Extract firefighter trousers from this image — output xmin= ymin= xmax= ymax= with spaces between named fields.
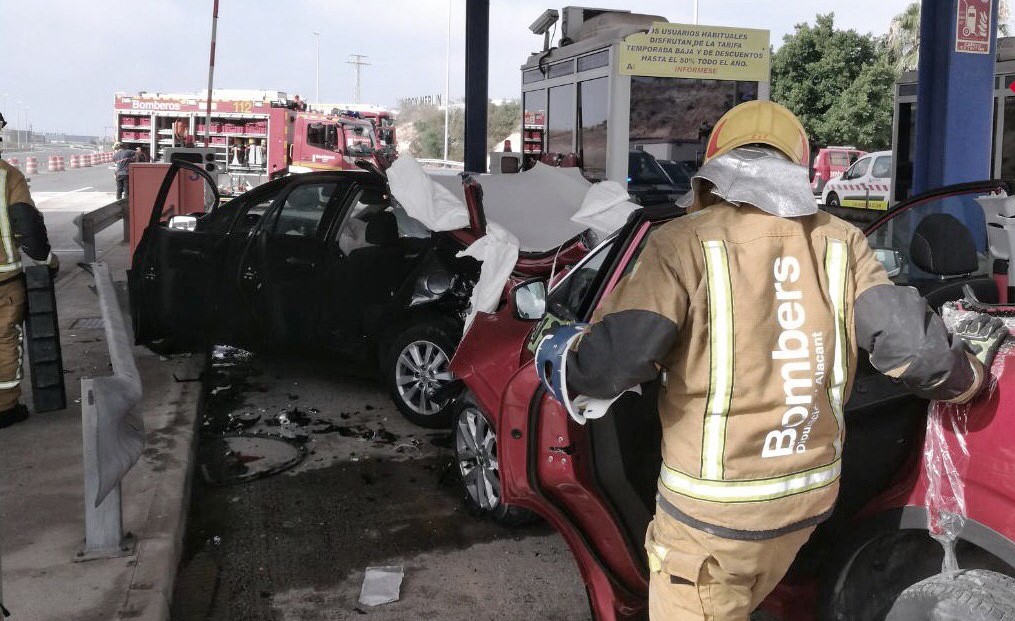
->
xmin=646 ymin=509 xmax=815 ymax=621
xmin=0 ymin=277 xmax=25 ymax=412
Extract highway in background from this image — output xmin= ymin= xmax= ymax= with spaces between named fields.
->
xmin=10 ymin=145 xmax=123 ymax=274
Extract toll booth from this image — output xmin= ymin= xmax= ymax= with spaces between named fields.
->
xmin=892 ymin=36 xmax=1015 ymax=204
xmin=518 ymin=7 xmax=771 ymax=186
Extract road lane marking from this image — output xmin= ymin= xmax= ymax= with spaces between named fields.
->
xmin=35 ymin=187 xmax=94 ymax=203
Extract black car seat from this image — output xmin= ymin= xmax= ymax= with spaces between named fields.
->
xmin=908 ymin=213 xmax=998 ymax=308
xmin=346 ymin=211 xmax=408 ymax=304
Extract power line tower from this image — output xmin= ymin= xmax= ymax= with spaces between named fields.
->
xmin=346 ymin=54 xmax=371 ymax=103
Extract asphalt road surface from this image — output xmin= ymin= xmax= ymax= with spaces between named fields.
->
xmin=10 ymin=146 xmax=123 ymax=274
xmin=171 ymin=348 xmax=591 ymax=621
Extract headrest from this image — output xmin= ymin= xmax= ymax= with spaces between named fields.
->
xmin=910 ymin=213 xmax=978 ymax=276
xmin=366 ymin=211 xmax=398 ymax=246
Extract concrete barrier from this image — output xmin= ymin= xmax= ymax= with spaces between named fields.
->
xmin=78 ymin=262 xmax=143 ymax=559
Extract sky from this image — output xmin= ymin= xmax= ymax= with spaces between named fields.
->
xmin=0 ymin=0 xmax=994 ymax=135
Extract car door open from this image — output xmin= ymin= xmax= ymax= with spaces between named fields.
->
xmin=128 ymin=162 xmax=221 ymax=349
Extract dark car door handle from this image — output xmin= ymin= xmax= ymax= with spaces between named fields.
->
xmin=284 ymin=257 xmax=316 ymax=269
xmin=242 ymin=267 xmax=258 ymax=281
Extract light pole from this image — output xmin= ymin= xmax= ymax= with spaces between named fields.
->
xmin=313 ymin=32 xmax=321 ymax=106
xmin=15 ymin=102 xmax=22 ymax=150
xmin=693 ymin=0 xmax=699 ymax=24
xmin=23 ymin=107 xmax=30 ymax=148
xmin=443 ymin=0 xmax=452 ymax=162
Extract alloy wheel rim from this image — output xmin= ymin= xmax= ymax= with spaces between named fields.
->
xmin=395 ymin=340 xmax=452 ymax=415
xmin=456 ymin=408 xmax=500 ymax=510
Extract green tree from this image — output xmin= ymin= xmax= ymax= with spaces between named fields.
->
xmin=822 ymin=56 xmax=897 ymax=150
xmin=407 ymin=100 xmax=520 ymax=161
xmin=771 ymin=14 xmax=891 ymax=150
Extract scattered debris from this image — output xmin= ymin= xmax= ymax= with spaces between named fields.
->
xmin=358 ymin=566 xmax=404 ymax=606
xmin=199 ymin=435 xmax=307 ymax=486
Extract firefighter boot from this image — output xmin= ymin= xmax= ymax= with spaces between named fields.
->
xmin=0 ymin=403 xmax=28 ymax=428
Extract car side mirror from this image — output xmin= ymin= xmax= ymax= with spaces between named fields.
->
xmin=513 ymin=279 xmax=547 ymax=320
xmin=168 ymin=215 xmax=198 ymax=231
xmin=873 ymin=247 xmax=903 ymax=278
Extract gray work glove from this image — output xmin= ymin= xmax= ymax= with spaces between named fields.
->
xmin=952 ymin=313 xmax=1008 ymax=370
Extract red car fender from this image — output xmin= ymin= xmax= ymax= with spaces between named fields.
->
xmin=857 ymin=346 xmax=1015 ymax=564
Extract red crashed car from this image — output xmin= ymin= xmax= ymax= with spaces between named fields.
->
xmin=449 ymin=179 xmax=1015 ymax=620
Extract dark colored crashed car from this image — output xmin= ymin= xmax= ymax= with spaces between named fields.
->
xmin=128 ymin=162 xmax=589 ymax=427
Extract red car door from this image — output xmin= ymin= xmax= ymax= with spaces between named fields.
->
xmin=498 ymin=220 xmax=662 ymax=621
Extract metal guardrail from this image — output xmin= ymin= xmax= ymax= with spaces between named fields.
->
xmin=78 ymin=262 xmax=143 ymax=560
xmin=74 ymin=198 xmax=128 ymax=264
xmin=417 ymin=158 xmax=465 ymax=170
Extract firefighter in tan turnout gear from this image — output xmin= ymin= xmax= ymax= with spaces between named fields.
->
xmin=535 ymin=101 xmax=1006 ymax=620
xmin=0 ymin=119 xmax=60 ymax=428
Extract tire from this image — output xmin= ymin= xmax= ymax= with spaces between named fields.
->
xmin=826 ymin=192 xmax=841 ymax=207
xmin=885 ymin=570 xmax=1015 ymax=621
xmin=453 ymin=398 xmax=538 ymax=526
xmin=385 ymin=320 xmax=458 ymax=428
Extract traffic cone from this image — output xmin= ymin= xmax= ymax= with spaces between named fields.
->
xmin=47 ymin=156 xmax=58 ymax=172
xmin=70 ymin=155 xmax=79 ymax=169
xmin=25 ymin=157 xmax=38 ymax=175
xmin=57 ymin=156 xmax=65 ymax=171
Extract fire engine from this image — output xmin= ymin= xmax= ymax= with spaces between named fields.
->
xmin=315 ymin=102 xmax=397 ymax=155
xmin=114 ymin=90 xmax=381 ymax=191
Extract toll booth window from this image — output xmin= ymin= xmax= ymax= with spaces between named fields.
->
xmin=578 ymin=77 xmax=609 ymax=181
xmin=548 ymin=84 xmax=575 ymax=156
xmin=274 ymin=182 xmax=337 ymax=238
xmin=1003 ymin=97 xmax=1015 ymax=182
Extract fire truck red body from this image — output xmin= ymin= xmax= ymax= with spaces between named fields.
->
xmin=114 ymin=90 xmax=380 ymax=188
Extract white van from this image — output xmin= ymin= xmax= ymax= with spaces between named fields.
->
xmin=822 ymin=150 xmax=892 ymax=210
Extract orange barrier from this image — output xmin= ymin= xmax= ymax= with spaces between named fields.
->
xmin=48 ymin=156 xmax=58 ymax=172
xmin=70 ymin=155 xmax=79 ymax=169
xmin=25 ymin=157 xmax=38 ymax=175
xmin=57 ymin=156 xmax=65 ymax=171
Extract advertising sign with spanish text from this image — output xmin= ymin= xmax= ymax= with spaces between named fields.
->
xmin=619 ymin=23 xmax=770 ymax=82
xmin=955 ymin=0 xmax=992 ymax=54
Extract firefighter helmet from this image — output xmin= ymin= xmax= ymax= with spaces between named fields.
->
xmin=704 ymin=101 xmax=809 ymax=165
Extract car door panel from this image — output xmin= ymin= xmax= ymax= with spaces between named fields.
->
xmin=239 ymin=180 xmax=347 ymax=346
xmin=128 ymin=162 xmax=221 ymax=347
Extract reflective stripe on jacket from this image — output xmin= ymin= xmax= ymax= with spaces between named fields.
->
xmin=567 ymin=203 xmax=981 ymax=539
xmin=0 ymin=164 xmax=25 ymax=277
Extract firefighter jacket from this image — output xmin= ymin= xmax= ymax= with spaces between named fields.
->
xmin=0 ymin=160 xmax=56 ymax=282
xmin=567 ymin=202 xmax=983 ymax=540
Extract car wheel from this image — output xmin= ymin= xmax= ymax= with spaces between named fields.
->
xmin=885 ymin=570 xmax=1015 ymax=621
xmin=453 ymin=400 xmax=538 ymax=526
xmin=826 ymin=192 xmax=841 ymax=207
xmin=386 ymin=321 xmax=457 ymax=428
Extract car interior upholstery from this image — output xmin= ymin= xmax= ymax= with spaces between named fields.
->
xmin=907 ymin=213 xmax=998 ymax=308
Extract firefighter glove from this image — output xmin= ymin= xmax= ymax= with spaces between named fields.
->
xmin=952 ymin=313 xmax=1008 ymax=370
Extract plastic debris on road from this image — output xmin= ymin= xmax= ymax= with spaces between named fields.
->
xmin=358 ymin=566 xmax=404 ymax=606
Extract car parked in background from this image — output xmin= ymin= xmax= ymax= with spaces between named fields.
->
xmin=811 ymin=146 xmax=865 ymax=194
xmin=822 ymin=150 xmax=892 ymax=210
xmin=449 ymin=180 xmax=1015 ymax=620
xmin=656 ymin=159 xmax=692 ymax=195
xmin=128 ymin=162 xmax=589 ymax=427
xmin=626 ymin=150 xmax=685 ymax=206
